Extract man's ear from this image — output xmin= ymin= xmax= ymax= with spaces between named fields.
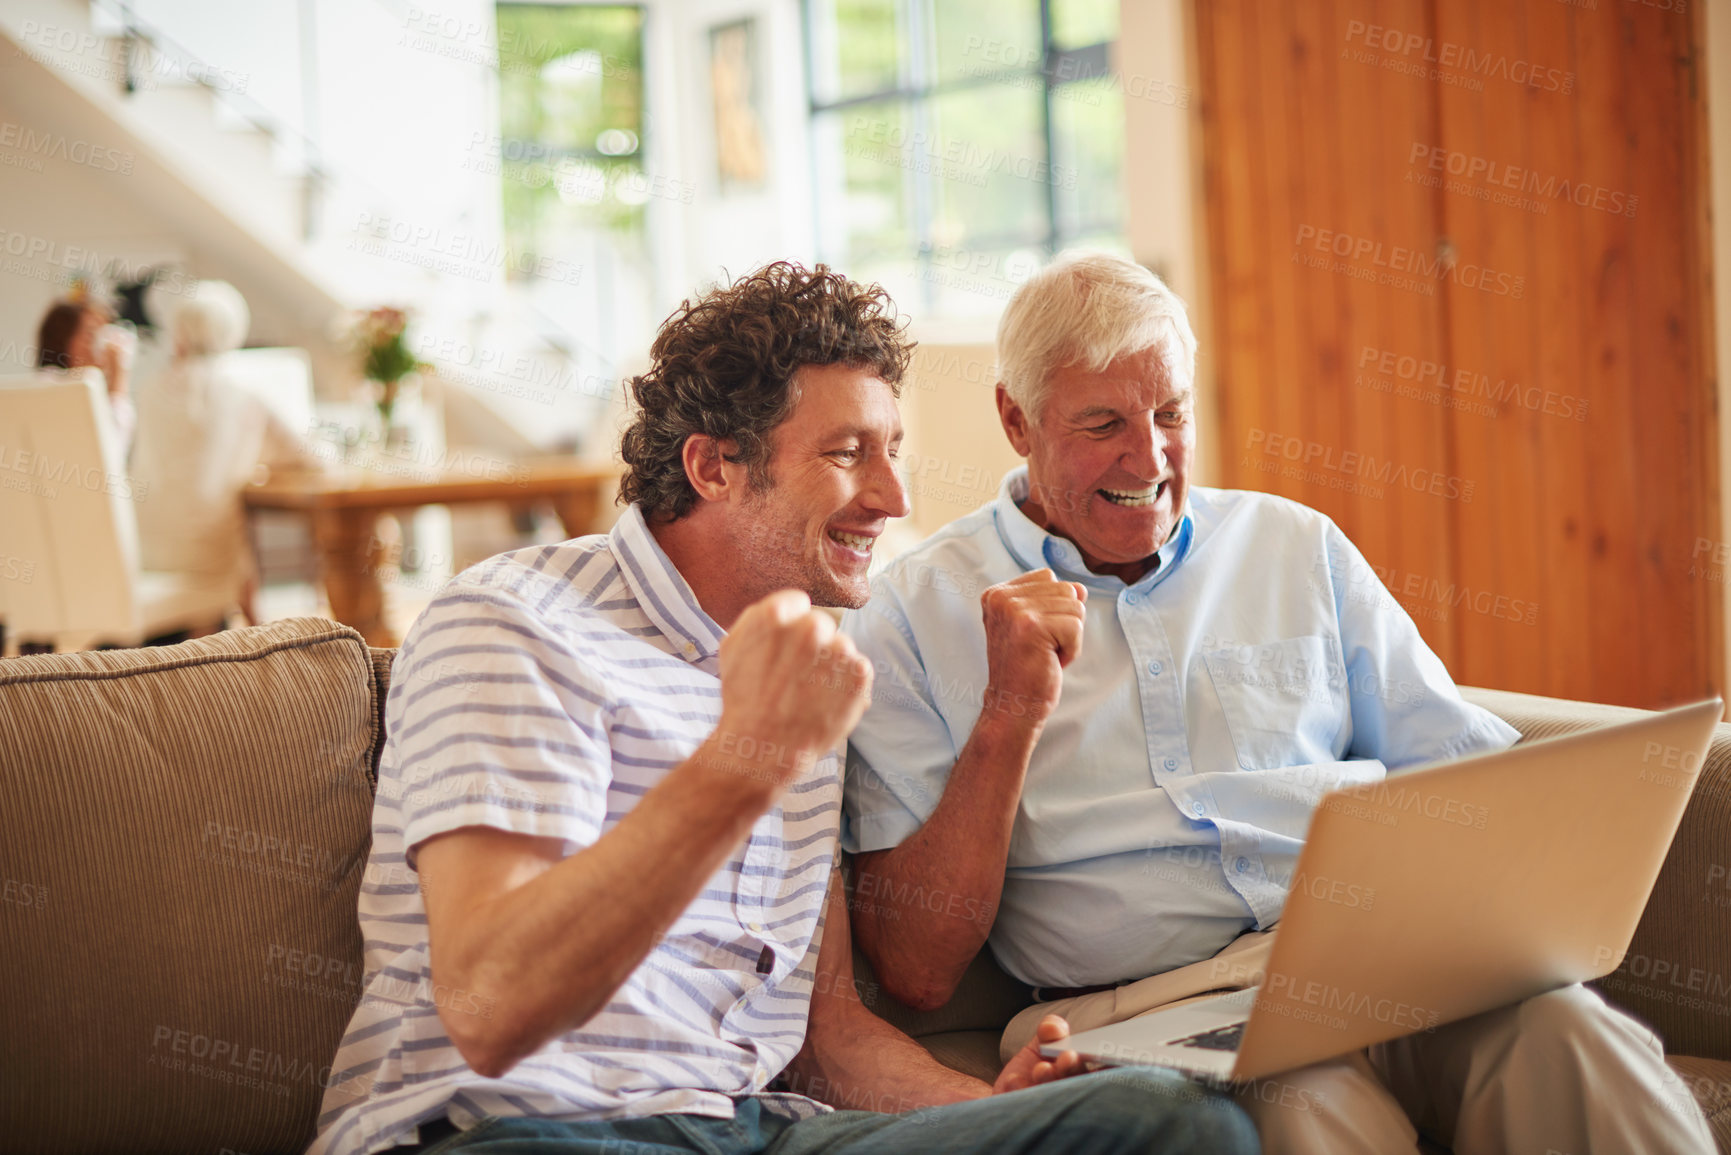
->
xmin=997 ymin=384 xmax=1033 ymax=458
xmin=681 ymin=434 xmax=742 ymax=504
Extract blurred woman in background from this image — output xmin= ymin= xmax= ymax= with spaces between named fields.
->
xmin=36 ymin=293 xmax=136 ymax=452
xmin=129 ymin=280 xmax=320 ymax=628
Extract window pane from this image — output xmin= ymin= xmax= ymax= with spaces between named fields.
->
xmin=916 ymin=242 xmax=1043 ymax=320
xmin=926 ymin=83 xmax=1047 ymax=247
xmin=1051 ymin=0 xmax=1117 ymax=50
xmin=1051 ymin=76 xmax=1123 ymax=242
xmin=497 ymin=4 xmax=646 ymax=271
xmin=804 ymin=0 xmax=1128 ymax=321
xmin=824 ymin=101 xmax=918 ymax=265
xmin=930 ymin=0 xmax=1041 ymax=86
xmin=808 ymin=0 xmax=903 ymax=105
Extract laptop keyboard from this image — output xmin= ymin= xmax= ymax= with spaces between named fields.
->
xmin=1170 ymin=1020 xmax=1247 ymax=1052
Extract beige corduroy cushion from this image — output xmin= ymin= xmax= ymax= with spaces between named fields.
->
xmin=0 ymin=618 xmax=380 ymax=1155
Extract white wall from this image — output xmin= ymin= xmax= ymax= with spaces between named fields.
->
xmin=0 ymin=125 xmax=187 ymax=376
xmin=648 ymin=0 xmax=815 ymax=313
xmin=305 ymin=0 xmax=503 ymax=310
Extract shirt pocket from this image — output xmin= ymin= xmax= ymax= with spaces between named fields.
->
xmin=1203 ymin=635 xmax=1347 ymax=770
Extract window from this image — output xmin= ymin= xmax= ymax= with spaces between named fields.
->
xmin=805 ymin=0 xmax=1124 ymax=320
xmin=496 ymin=4 xmax=648 ymax=271
xmin=493 ymin=3 xmax=657 ymax=376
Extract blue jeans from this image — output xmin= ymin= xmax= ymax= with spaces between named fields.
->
xmin=397 ymin=1069 xmax=1258 ymax=1155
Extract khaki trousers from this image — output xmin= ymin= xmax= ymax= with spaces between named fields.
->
xmin=1002 ymin=933 xmax=1713 ymax=1155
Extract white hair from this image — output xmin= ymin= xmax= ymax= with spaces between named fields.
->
xmin=996 ymin=251 xmax=1197 ymax=416
xmin=170 ymin=280 xmax=250 ymax=357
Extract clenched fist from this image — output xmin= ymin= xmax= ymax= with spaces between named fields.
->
xmin=980 ymin=568 xmax=1087 ymax=728
xmin=708 ymin=590 xmax=874 ymax=791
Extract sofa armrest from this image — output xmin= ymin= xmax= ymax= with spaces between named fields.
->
xmin=1461 ymin=686 xmax=1731 ymax=1060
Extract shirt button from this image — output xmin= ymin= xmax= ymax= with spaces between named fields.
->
xmin=683 ymin=642 xmax=697 ymax=656
xmin=1190 ymin=801 xmax=1206 ymax=817
xmin=1147 ymin=660 xmax=1163 ymax=675
xmin=1162 ymin=756 xmax=1178 ymax=772
xmin=748 ymin=921 xmax=765 ymax=934
xmin=1126 ymin=592 xmax=1142 ymax=605
xmin=1235 ymin=857 xmax=1250 ymax=873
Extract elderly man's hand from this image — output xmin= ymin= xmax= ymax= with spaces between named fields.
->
xmin=979 ymin=568 xmax=1087 ymax=729
xmin=993 ymin=1014 xmax=1088 ymax=1094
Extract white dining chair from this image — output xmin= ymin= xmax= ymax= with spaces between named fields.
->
xmin=0 ymin=372 xmax=232 ymax=653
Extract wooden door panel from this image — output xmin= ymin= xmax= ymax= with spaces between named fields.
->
xmin=1428 ymin=0 xmax=1554 ymax=696
xmin=1194 ymin=0 xmax=1719 ymax=707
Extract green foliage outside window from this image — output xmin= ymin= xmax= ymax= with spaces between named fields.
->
xmin=496 ymin=4 xmax=647 ymax=275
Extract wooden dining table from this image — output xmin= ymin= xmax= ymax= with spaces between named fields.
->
xmin=244 ymin=455 xmax=620 ymax=646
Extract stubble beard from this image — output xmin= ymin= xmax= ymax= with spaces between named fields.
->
xmin=735 ymin=487 xmax=865 ymax=610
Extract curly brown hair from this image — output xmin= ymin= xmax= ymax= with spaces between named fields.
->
xmin=619 ymin=261 xmax=913 ymax=522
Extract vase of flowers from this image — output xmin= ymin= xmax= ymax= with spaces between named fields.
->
xmin=348 ymin=306 xmax=424 ymax=443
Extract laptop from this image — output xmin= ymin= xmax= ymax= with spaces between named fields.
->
xmin=1042 ymin=698 xmax=1722 ymax=1083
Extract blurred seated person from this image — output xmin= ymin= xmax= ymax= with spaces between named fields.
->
xmin=36 ymin=291 xmax=137 ymax=452
xmin=130 ymin=280 xmax=322 ymax=628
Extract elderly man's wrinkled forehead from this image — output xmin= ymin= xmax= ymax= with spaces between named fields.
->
xmin=1040 ymin=333 xmax=1192 ymax=410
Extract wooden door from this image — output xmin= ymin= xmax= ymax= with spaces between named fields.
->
xmin=1193 ymin=0 xmax=1718 ymax=708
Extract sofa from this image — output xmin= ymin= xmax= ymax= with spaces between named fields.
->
xmin=1 ymin=616 xmax=1728 ymax=1153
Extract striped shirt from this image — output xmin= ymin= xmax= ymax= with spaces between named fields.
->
xmin=310 ymin=504 xmax=840 ymax=1155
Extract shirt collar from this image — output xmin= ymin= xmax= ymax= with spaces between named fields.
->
xmin=991 ymin=466 xmax=1194 ymax=594
xmin=609 ymin=504 xmax=726 ymax=663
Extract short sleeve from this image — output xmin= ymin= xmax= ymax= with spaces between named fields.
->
xmin=1324 ymin=523 xmax=1520 ymax=768
xmin=840 ymin=591 xmax=962 ymax=854
xmin=386 ymin=582 xmax=615 ymax=865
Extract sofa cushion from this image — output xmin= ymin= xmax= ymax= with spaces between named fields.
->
xmin=847 ymin=919 xmax=1032 ymax=1042
xmin=915 ymin=1030 xmax=1003 ymax=1085
xmin=0 ymin=618 xmax=381 ymax=1155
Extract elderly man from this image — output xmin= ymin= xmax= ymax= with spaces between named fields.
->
xmin=840 ymin=252 xmax=1712 ymax=1154
xmin=309 ymin=262 xmax=1257 ymax=1155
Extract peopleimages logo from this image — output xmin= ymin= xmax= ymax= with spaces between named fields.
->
xmin=846 ymin=117 xmax=1078 ymax=189
xmin=1294 ymin=225 xmax=1525 ymax=299
xmin=0 ymin=121 xmax=132 ymax=174
xmin=1262 ymin=973 xmax=1442 ymax=1033
xmin=1287 ymin=870 xmax=1376 ymax=911
xmin=1342 ymin=20 xmax=1575 ymax=93
xmin=0 ymin=442 xmax=147 ymax=502
xmin=12 ymin=21 xmax=249 ymax=93
xmin=1326 ymin=780 xmax=1489 ymax=830
xmin=1341 ymin=562 xmax=1540 ymax=628
xmin=0 ymin=231 xmax=195 ymax=297
xmin=1357 ymin=346 xmax=1588 ymax=423
xmin=148 ymin=1024 xmax=367 ymax=1096
xmin=1246 ymin=428 xmax=1476 ymax=503
xmin=348 ymin=212 xmax=583 ymax=287
xmin=1407 ymin=144 xmax=1636 ymax=218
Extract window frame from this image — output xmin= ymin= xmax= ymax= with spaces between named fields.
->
xmin=802 ymin=0 xmax=1118 ymax=313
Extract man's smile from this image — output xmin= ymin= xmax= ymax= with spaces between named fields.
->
xmin=1099 ymin=482 xmax=1169 ymax=508
xmin=828 ymin=528 xmax=875 ymax=551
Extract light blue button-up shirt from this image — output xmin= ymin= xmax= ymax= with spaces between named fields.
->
xmin=841 ymin=468 xmax=1518 ymax=989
